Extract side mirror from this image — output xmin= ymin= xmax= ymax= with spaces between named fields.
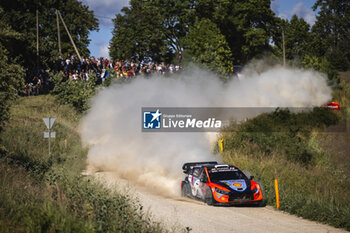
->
xmin=250 ymin=176 xmax=254 ymax=180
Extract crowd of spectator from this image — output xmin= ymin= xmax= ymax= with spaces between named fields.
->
xmin=25 ymin=66 xmax=51 ymax=96
xmin=25 ymin=55 xmax=182 ymax=95
xmin=56 ymin=55 xmax=182 ymax=81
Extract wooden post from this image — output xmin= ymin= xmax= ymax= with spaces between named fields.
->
xmin=57 ymin=10 xmax=82 ymax=61
xmin=282 ymin=28 xmax=286 ymax=67
xmin=36 ymin=9 xmax=39 ymax=60
xmin=56 ymin=10 xmax=62 ymax=56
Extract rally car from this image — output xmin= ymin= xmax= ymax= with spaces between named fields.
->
xmin=181 ymin=161 xmax=263 ymax=206
xmin=325 ymin=101 xmax=340 ymax=110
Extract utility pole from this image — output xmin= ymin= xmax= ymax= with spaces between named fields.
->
xmin=57 ymin=10 xmax=82 ymax=61
xmin=36 ymin=9 xmax=39 ymax=65
xmin=282 ymin=28 xmax=286 ymax=67
xmin=56 ymin=10 xmax=62 ymax=56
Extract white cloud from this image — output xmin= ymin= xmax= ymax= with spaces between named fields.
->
xmin=81 ymin=0 xmax=129 ymax=26
xmin=278 ymin=2 xmax=316 ymax=26
xmin=291 ymin=2 xmax=316 ymax=25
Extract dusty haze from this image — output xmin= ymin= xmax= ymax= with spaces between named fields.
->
xmin=81 ymin=65 xmax=331 ymax=196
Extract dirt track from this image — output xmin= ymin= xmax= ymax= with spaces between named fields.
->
xmin=93 ymin=172 xmax=347 ymax=233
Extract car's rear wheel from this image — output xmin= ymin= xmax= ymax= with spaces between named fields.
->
xmin=205 ymin=186 xmax=216 ymax=205
xmin=181 ymin=182 xmax=191 ymax=198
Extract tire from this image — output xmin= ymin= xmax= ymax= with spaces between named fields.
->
xmin=204 ymin=186 xmax=216 ymax=206
xmin=181 ymin=182 xmax=192 ymax=198
xmin=256 ymin=200 xmax=265 ymax=207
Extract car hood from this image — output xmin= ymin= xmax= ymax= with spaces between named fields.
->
xmin=215 ymin=179 xmax=248 ymax=192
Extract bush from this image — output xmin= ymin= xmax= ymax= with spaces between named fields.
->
xmin=51 ymin=72 xmax=96 ymax=112
xmin=302 ymin=55 xmax=339 ymax=87
xmin=0 ymin=43 xmax=25 ymax=134
xmin=221 ymin=108 xmax=339 ymax=165
xmin=0 ymin=160 xmax=94 ymax=233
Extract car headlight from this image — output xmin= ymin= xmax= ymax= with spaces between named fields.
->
xmin=215 ymin=187 xmax=230 ymax=195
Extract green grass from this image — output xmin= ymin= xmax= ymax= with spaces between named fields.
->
xmin=0 ymin=95 xmax=165 ymax=233
xmin=221 ymin=149 xmax=350 ymax=230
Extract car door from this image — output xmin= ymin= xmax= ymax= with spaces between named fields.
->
xmin=197 ymin=168 xmax=209 ymax=199
xmin=192 ymin=168 xmax=208 ymax=199
xmin=191 ymin=168 xmax=200 ymax=196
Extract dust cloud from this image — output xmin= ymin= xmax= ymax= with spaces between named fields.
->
xmin=80 ymin=64 xmax=331 ymax=196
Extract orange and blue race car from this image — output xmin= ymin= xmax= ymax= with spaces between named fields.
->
xmin=181 ymin=161 xmax=263 ymax=206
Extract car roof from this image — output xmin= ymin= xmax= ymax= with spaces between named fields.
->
xmin=182 ymin=161 xmax=240 ymax=174
xmin=193 ymin=164 xmax=237 ymax=169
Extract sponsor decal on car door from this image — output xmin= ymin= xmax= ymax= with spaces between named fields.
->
xmin=193 ymin=177 xmax=207 ymax=198
xmin=192 ymin=177 xmax=199 ymax=196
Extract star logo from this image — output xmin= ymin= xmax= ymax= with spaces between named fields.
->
xmin=151 ymin=109 xmax=162 ymax=122
xmin=143 ymin=109 xmax=162 ymax=129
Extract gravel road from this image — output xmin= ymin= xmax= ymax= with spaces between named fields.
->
xmin=93 ymin=172 xmax=347 ymax=233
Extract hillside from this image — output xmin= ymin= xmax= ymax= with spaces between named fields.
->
xmin=0 ymin=95 xmax=165 ymax=233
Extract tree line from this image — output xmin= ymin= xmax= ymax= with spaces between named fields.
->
xmin=110 ymin=0 xmax=350 ymax=75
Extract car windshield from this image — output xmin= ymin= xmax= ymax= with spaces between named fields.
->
xmin=208 ymin=169 xmax=246 ymax=182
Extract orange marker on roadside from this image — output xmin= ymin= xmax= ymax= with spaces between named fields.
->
xmin=218 ymin=139 xmax=224 ymax=152
xmin=275 ymin=179 xmax=280 ymax=209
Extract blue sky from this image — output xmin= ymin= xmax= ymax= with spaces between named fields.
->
xmin=81 ymin=0 xmax=318 ymax=58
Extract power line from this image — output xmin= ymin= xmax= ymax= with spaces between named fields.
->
xmin=94 ymin=14 xmax=114 ymax=20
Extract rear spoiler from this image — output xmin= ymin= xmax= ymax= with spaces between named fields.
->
xmin=182 ymin=161 xmax=218 ymax=174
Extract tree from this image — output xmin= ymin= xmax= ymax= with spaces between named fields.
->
xmin=0 ymin=0 xmax=98 ymax=70
xmin=312 ymin=0 xmax=350 ymax=70
xmin=0 ymin=7 xmax=25 ymax=133
xmin=110 ymin=0 xmax=195 ymax=63
xmin=110 ymin=1 xmax=169 ymax=62
xmin=194 ymin=0 xmax=276 ymax=64
xmin=151 ymin=0 xmax=195 ymax=61
xmin=184 ymin=19 xmax=232 ymax=76
xmin=273 ymin=15 xmax=312 ymax=61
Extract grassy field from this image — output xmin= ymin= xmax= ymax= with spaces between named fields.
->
xmin=0 ymin=95 xmax=165 ymax=233
xmin=222 ymin=148 xmax=350 ymax=230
